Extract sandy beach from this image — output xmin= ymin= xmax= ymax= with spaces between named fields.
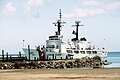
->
xmin=0 ymin=68 xmax=120 ymax=80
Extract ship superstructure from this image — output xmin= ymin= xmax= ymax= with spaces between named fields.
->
xmin=23 ymin=9 xmax=108 ymax=60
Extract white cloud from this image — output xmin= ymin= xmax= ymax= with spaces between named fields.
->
xmin=3 ymin=2 xmax=16 ymax=15
xmin=25 ymin=0 xmax=44 ymax=13
xmin=64 ymin=8 xmax=105 ymax=18
xmin=63 ymin=1 xmax=120 ymax=18
xmin=102 ymin=1 xmax=120 ymax=10
xmin=82 ymin=0 xmax=98 ymax=5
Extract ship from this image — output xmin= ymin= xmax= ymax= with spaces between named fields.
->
xmin=23 ymin=9 xmax=108 ymax=61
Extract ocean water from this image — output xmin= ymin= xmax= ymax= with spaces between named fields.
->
xmin=103 ymin=52 xmax=120 ymax=68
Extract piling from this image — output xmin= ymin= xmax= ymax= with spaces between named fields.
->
xmin=10 ymin=55 xmax=12 ymax=62
xmin=19 ymin=51 xmax=21 ymax=57
xmin=2 ymin=50 xmax=4 ymax=62
xmin=28 ymin=45 xmax=31 ymax=61
xmin=6 ymin=52 xmax=8 ymax=61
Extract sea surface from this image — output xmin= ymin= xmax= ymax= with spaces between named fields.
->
xmin=103 ymin=52 xmax=120 ymax=68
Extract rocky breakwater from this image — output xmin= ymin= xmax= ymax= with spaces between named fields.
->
xmin=0 ymin=56 xmax=111 ymax=69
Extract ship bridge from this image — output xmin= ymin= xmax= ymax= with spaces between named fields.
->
xmin=49 ymin=35 xmax=63 ymax=40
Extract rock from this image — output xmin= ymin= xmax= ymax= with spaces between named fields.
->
xmin=0 ymin=56 xmax=111 ymax=69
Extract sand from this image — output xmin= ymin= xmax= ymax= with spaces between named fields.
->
xmin=0 ymin=68 xmax=120 ymax=80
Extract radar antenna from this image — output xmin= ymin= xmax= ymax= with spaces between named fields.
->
xmin=72 ymin=21 xmax=84 ymax=41
xmin=53 ymin=9 xmax=66 ymax=35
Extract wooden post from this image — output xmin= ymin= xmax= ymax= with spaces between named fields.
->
xmin=6 ymin=52 xmax=8 ymax=61
xmin=2 ymin=50 xmax=4 ymax=62
xmin=19 ymin=51 xmax=22 ymax=62
xmin=10 ymin=55 xmax=12 ymax=62
xmin=34 ymin=57 xmax=36 ymax=61
xmin=47 ymin=55 xmax=49 ymax=60
xmin=28 ymin=45 xmax=30 ymax=61
xmin=53 ymin=54 xmax=54 ymax=60
xmin=19 ymin=51 xmax=21 ymax=58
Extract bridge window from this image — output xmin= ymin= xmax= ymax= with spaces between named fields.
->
xmin=87 ymin=51 xmax=91 ymax=54
xmin=74 ymin=51 xmax=79 ymax=54
xmin=80 ymin=51 xmax=85 ymax=54
xmin=46 ymin=45 xmax=55 ymax=48
xmin=92 ymin=51 xmax=97 ymax=54
xmin=66 ymin=50 xmax=73 ymax=53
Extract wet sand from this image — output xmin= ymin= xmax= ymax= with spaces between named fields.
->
xmin=0 ymin=68 xmax=120 ymax=80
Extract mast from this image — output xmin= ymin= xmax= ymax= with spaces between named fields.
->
xmin=72 ymin=21 xmax=84 ymax=41
xmin=53 ymin=9 xmax=66 ymax=35
xmin=59 ymin=9 xmax=62 ymax=22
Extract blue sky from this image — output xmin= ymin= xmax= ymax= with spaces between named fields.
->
xmin=0 ymin=0 xmax=120 ymax=53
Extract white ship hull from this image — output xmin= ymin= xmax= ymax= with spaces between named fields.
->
xmin=45 ymin=50 xmax=108 ymax=59
xmin=23 ymin=48 xmax=108 ymax=60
